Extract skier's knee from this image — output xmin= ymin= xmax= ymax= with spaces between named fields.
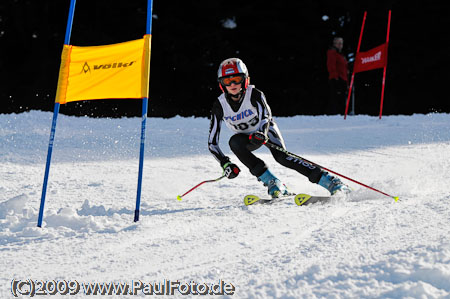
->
xmin=229 ymin=134 xmax=243 ymax=153
xmin=229 ymin=133 xmax=251 ymax=153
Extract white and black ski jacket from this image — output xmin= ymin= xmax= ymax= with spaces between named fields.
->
xmin=208 ymin=85 xmax=273 ymax=166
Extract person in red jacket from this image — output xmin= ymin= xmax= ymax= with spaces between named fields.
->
xmin=326 ymin=37 xmax=348 ymax=115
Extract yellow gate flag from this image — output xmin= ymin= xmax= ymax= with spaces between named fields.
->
xmin=56 ymin=35 xmax=151 ymax=104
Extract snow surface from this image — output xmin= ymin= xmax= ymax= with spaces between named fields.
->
xmin=1 ymin=111 xmax=450 ymax=298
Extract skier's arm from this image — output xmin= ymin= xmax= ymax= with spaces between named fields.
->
xmin=327 ymin=49 xmax=338 ymax=79
xmin=252 ymin=89 xmax=272 ymax=136
xmin=208 ymin=100 xmax=229 ymax=166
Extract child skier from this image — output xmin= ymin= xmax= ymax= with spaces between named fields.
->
xmin=208 ymin=58 xmax=350 ymax=198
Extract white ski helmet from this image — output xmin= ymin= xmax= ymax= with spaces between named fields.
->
xmin=217 ymin=58 xmax=249 ymax=92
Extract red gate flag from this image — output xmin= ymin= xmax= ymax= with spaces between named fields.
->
xmin=354 ymin=43 xmax=388 ymax=73
xmin=344 ymin=10 xmax=391 ymax=120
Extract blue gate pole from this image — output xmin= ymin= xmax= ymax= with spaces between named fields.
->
xmin=37 ymin=0 xmax=77 ymax=227
xmin=134 ymin=0 xmax=153 ymax=222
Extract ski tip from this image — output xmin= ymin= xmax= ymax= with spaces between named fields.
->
xmin=244 ymin=195 xmax=260 ymax=206
xmin=294 ymin=194 xmax=311 ymax=206
xmin=177 ymin=195 xmax=182 ymax=201
xmin=393 ymin=196 xmax=399 ymax=202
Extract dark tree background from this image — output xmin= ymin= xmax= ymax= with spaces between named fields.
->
xmin=1 ymin=0 xmax=449 ymax=118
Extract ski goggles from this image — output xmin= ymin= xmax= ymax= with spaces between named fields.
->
xmin=220 ymin=75 xmax=245 ymax=86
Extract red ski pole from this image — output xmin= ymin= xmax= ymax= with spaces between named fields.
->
xmin=177 ymin=175 xmax=226 ymax=201
xmin=265 ymin=142 xmax=399 ymax=201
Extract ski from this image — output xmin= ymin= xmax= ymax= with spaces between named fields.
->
xmin=244 ymin=193 xmax=296 ymax=206
xmin=294 ymin=193 xmax=332 ymax=206
xmin=244 ymin=193 xmax=336 ymax=206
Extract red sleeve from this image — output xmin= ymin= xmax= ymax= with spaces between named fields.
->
xmin=327 ymin=49 xmax=338 ymax=80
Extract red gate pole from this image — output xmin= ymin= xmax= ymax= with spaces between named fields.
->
xmin=379 ymin=10 xmax=391 ymax=119
xmin=345 ymin=11 xmax=367 ymax=119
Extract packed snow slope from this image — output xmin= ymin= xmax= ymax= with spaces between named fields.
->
xmin=1 ymin=111 xmax=449 ymax=298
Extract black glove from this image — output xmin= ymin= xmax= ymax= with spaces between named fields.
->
xmin=223 ymin=162 xmax=240 ymax=179
xmin=249 ymin=131 xmax=268 ymax=146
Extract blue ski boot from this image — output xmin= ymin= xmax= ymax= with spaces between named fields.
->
xmin=258 ymin=169 xmax=288 ymax=198
xmin=318 ymin=172 xmax=351 ymax=195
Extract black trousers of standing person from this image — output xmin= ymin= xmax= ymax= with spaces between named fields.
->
xmin=326 ymin=78 xmax=348 ymax=115
xmin=228 ymin=122 xmax=323 ymax=183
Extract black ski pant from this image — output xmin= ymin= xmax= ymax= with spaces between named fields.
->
xmin=228 ymin=123 xmax=322 ymax=183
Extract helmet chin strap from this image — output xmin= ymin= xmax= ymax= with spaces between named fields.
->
xmin=231 ymin=92 xmax=241 ymax=99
